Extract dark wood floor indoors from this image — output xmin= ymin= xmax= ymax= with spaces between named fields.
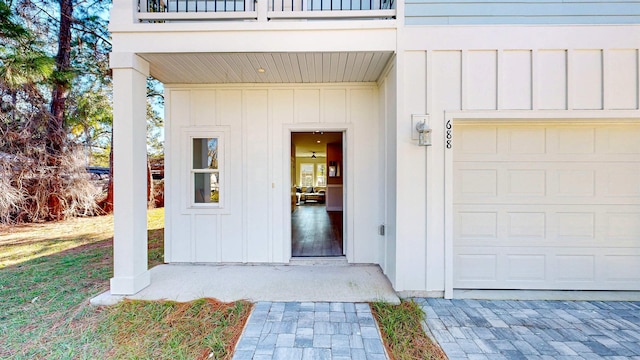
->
xmin=291 ymin=204 xmax=343 ymax=257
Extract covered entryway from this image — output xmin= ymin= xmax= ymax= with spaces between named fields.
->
xmin=452 ymin=121 xmax=640 ymax=290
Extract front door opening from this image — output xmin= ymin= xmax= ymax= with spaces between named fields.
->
xmin=291 ymin=131 xmax=344 ymax=257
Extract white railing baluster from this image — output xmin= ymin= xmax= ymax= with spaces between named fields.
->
xmin=136 ymin=0 xmax=394 ymax=21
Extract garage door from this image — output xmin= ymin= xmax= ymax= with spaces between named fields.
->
xmin=453 ymin=122 xmax=640 ymax=290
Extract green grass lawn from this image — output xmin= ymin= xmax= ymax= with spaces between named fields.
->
xmin=0 ymin=209 xmax=251 ymax=359
xmin=0 ymin=208 xmax=443 ymax=359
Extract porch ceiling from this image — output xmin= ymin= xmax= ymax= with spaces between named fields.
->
xmin=139 ymin=52 xmax=394 ymax=84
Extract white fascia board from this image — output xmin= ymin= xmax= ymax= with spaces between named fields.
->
xmin=403 ymin=25 xmax=640 ymax=51
xmin=109 ymin=18 xmax=396 ymax=33
xmin=110 ymin=27 xmax=397 ymax=53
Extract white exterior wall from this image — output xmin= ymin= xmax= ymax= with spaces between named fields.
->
xmin=394 ymin=25 xmax=640 ymax=294
xmin=379 ymin=60 xmax=397 ymax=286
xmin=164 ymin=83 xmax=387 ymax=265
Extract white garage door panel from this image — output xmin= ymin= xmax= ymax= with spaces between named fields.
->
xmin=455 ymin=163 xmax=640 ymax=205
xmin=453 ymin=122 xmax=640 ymax=290
xmin=455 ymin=247 xmax=640 ymax=290
xmin=454 ymin=204 xmax=640 ymax=246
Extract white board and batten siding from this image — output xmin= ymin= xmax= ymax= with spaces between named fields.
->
xmin=165 ymin=84 xmax=386 ymax=266
xmin=396 ymin=26 xmax=640 ymax=294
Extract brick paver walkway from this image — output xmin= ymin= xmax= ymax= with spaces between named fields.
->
xmin=416 ymin=298 xmax=640 ymax=360
xmin=232 ymin=302 xmax=388 ymax=360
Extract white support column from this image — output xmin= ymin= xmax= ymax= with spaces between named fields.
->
xmin=393 ymin=49 xmax=428 ymax=293
xmin=109 ymin=53 xmax=151 ymax=295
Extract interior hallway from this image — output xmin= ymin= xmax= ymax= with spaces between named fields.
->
xmin=291 ymin=204 xmax=343 ymax=257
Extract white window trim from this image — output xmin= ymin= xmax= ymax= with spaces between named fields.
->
xmin=181 ymin=127 xmax=229 ymax=214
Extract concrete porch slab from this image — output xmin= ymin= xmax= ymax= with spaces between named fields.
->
xmin=90 ymin=263 xmax=400 ymax=306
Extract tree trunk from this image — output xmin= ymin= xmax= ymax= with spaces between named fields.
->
xmin=49 ymin=0 xmax=72 ymax=152
xmin=46 ymin=0 xmax=73 ymax=220
xmin=147 ymin=158 xmax=154 ymax=208
xmin=101 ymin=135 xmax=114 ymax=213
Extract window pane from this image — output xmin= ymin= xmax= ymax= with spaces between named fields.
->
xmin=316 ymin=164 xmax=326 ymax=186
xmin=194 ymin=172 xmax=219 ymax=203
xmin=300 ymin=163 xmax=314 ymax=187
xmin=193 ymin=138 xmax=218 ymax=170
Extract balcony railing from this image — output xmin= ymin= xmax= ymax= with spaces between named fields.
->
xmin=138 ymin=0 xmax=395 ymax=22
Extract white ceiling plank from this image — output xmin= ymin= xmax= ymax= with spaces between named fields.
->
xmin=280 ymin=53 xmax=298 ymax=83
xmin=315 ymin=53 xmax=323 ymax=83
xmin=160 ymin=55 xmax=184 ymax=82
xmin=364 ymin=52 xmax=389 ymax=81
xmin=262 ymin=53 xmax=283 ymax=83
xmin=322 ymin=53 xmax=332 ymax=82
xmin=343 ymin=52 xmax=357 ymax=82
xmin=309 ymin=53 xmax=319 ymax=83
xmin=373 ymin=53 xmax=392 ymax=81
xmin=217 ymin=54 xmax=244 ymax=83
xmin=329 ymin=52 xmax=340 ymax=82
xmin=206 ymin=54 xmax=234 ymax=83
xmin=194 ymin=54 xmax=217 ymax=82
xmin=297 ymin=53 xmax=310 ymax=83
xmin=305 ymin=53 xmax=316 ymax=83
xmin=357 ymin=52 xmax=375 ymax=81
xmin=272 ymin=53 xmax=291 ymax=83
xmin=142 ymin=51 xmax=393 ymax=84
xmin=362 ymin=52 xmax=382 ymax=81
xmin=237 ymin=53 xmax=260 ymax=82
xmin=337 ymin=52 xmax=349 ymax=82
xmin=350 ymin=52 xmax=367 ymax=82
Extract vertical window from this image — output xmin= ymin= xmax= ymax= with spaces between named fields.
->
xmin=300 ymin=163 xmax=314 ymax=187
xmin=316 ymin=164 xmax=326 ymax=186
xmin=192 ymin=137 xmax=220 ymax=205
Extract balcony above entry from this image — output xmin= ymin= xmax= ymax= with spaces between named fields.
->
xmin=138 ymin=0 xmax=396 ymax=22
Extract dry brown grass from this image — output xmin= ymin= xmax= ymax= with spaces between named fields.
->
xmin=103 ymin=298 xmax=253 ymax=360
xmin=372 ymin=300 xmax=448 ymax=360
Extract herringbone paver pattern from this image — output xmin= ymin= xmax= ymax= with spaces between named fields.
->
xmin=416 ymin=298 xmax=640 ymax=360
xmin=232 ymin=302 xmax=388 ymax=360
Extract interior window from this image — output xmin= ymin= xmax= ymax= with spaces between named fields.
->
xmin=300 ymin=163 xmax=314 ymax=187
xmin=316 ymin=164 xmax=326 ymax=186
xmin=192 ymin=138 xmax=220 ymax=205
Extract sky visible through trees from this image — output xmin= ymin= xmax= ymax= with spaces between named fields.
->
xmin=0 ymin=0 xmax=164 ymax=223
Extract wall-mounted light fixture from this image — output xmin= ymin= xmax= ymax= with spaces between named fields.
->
xmin=412 ymin=114 xmax=432 ymax=146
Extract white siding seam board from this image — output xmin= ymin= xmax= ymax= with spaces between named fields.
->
xmin=461 ymin=50 xmax=468 ymax=110
xmin=531 ymin=50 xmax=539 ymax=110
xmin=242 ymin=90 xmax=248 ymax=263
xmin=567 ymin=49 xmax=575 ymax=110
xmin=216 ymin=216 xmax=222 ymax=262
xmin=496 ymin=49 xmax=503 ymax=111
